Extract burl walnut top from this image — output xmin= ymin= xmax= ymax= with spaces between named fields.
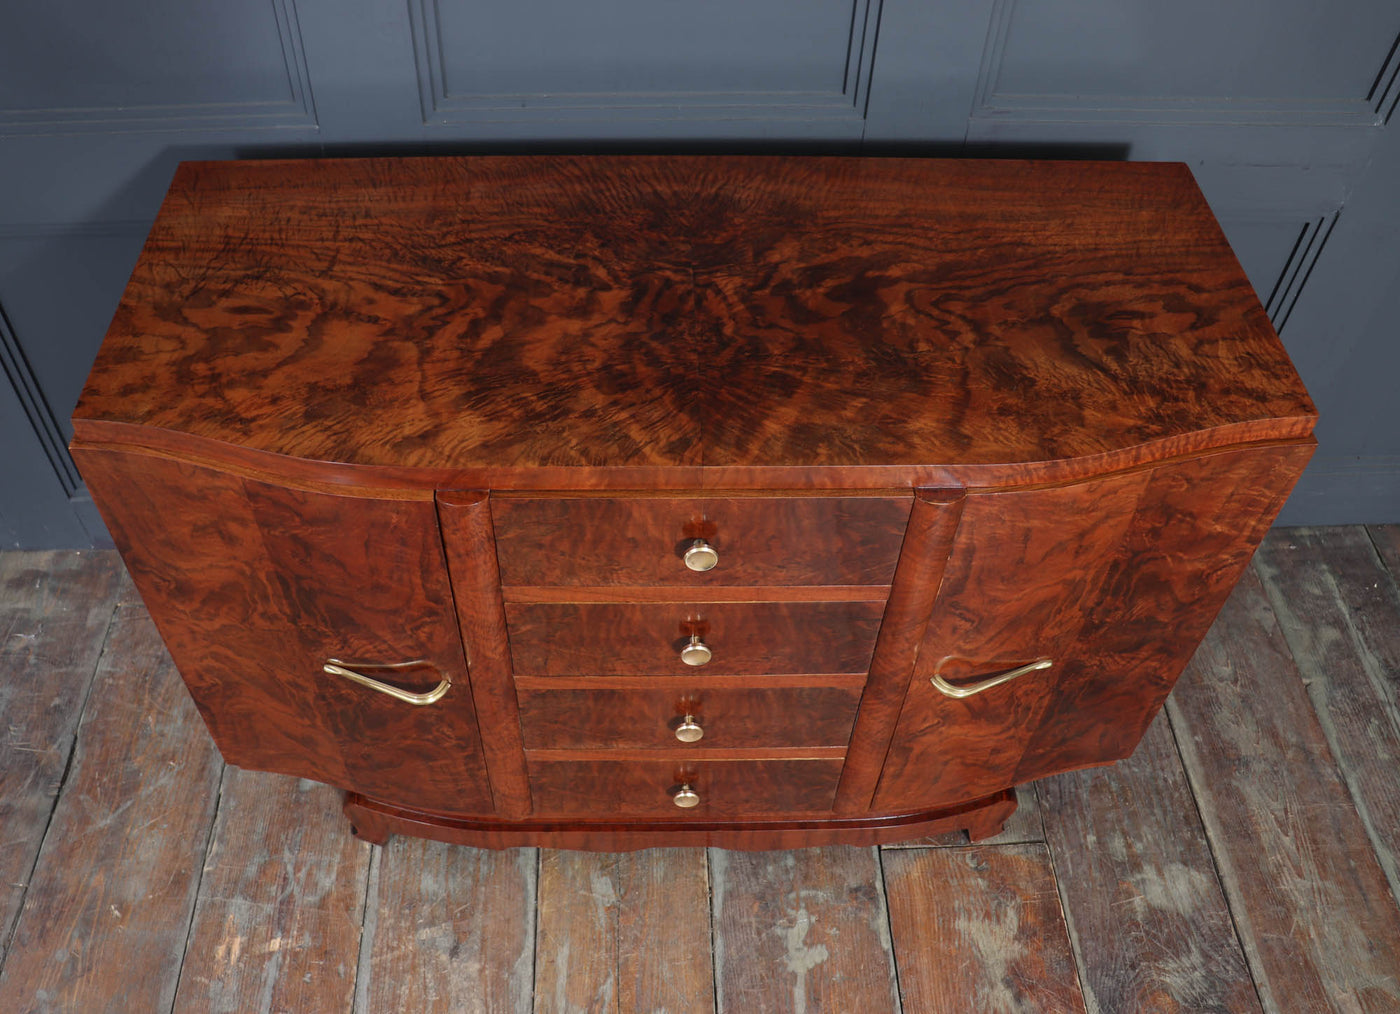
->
xmin=74 ymin=156 xmax=1315 ymax=486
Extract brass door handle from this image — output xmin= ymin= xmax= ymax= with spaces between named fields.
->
xmin=323 ymin=659 xmax=452 ymax=706
xmin=930 ymin=658 xmax=1052 ymax=699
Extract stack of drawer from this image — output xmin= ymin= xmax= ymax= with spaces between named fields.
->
xmin=489 ymin=494 xmax=913 ymax=817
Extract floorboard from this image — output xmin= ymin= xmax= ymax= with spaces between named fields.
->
xmin=883 ymin=843 xmax=1086 ymax=1013
xmin=1039 ymin=711 xmax=1259 ymax=1013
xmin=0 ymin=603 xmax=223 ymax=1013
xmin=711 ymin=846 xmax=899 ymax=1013
xmin=1 ymin=539 xmax=1399 ymax=1009
xmin=171 ymin=770 xmax=373 ymax=1014
xmin=1167 ymin=568 xmax=1400 ymax=1012
xmin=356 ymin=839 xmax=536 ymax=1013
xmin=534 ymin=848 xmax=713 ymax=1013
xmin=0 ymin=551 xmax=122 ymax=966
xmin=1255 ymin=527 xmax=1400 ymax=907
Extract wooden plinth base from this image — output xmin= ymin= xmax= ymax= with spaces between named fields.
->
xmin=343 ymin=789 xmax=1016 ymax=851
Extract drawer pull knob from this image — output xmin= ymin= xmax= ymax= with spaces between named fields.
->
xmin=683 ymin=539 xmax=719 ymax=572
xmin=931 ymin=658 xmax=1052 ymax=699
xmin=680 ymin=636 xmax=712 ymax=667
xmin=323 ymin=659 xmax=451 ymax=706
xmin=672 ymin=784 xmax=701 ymax=808
xmin=675 ymin=715 xmax=704 ymax=743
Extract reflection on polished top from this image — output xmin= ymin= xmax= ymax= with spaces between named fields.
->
xmin=73 ymin=155 xmax=1315 ymax=484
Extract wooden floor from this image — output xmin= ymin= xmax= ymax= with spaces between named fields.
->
xmin=1 ymin=528 xmax=1399 ymax=1013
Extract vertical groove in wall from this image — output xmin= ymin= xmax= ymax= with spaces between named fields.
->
xmin=1366 ymin=30 xmax=1400 ymax=122
xmin=1275 ymin=213 xmax=1340 ymax=335
xmin=0 ymin=305 xmax=79 ymax=494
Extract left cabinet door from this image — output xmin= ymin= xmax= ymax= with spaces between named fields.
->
xmin=74 ymin=447 xmax=494 ymax=815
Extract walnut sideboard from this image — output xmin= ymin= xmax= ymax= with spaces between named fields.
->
xmin=71 ymin=155 xmax=1316 ymax=850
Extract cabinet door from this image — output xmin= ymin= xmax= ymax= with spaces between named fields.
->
xmin=871 ymin=443 xmax=1313 ymax=812
xmin=74 ymin=447 xmax=494 ymax=815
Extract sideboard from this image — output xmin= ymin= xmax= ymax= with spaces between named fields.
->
xmin=71 ymin=155 xmax=1315 ymax=849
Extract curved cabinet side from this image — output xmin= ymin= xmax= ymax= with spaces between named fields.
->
xmin=872 ymin=440 xmax=1315 ymax=812
xmin=73 ymin=445 xmax=495 ymax=816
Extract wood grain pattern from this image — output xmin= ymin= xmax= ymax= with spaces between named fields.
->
xmin=74 ymin=447 xmax=495 ymax=816
xmin=517 ymin=685 xmax=861 ymax=750
xmin=527 ymin=758 xmax=844 ymax=816
xmin=836 ymin=488 xmax=963 ymax=814
xmin=1038 ymin=712 xmax=1259 ymax=1013
xmin=883 ymin=844 xmax=1087 ymax=1013
xmin=874 ymin=471 xmax=1150 ymax=811
xmin=535 ymin=849 xmax=712 ymax=1014
xmin=171 ymin=770 xmax=371 ymax=1014
xmin=492 ymin=494 xmax=911 ymax=586
xmin=1014 ymin=442 xmax=1313 ymax=784
xmin=0 ymin=551 xmax=122 ymax=966
xmin=73 ymin=157 xmax=1314 ymax=483
xmin=0 ymin=604 xmax=222 ymax=1014
xmin=1167 ymin=569 xmax=1400 ymax=1011
xmin=505 ymin=599 xmax=884 ymax=676
xmin=1254 ymin=526 xmax=1400 ymax=906
xmin=343 ymin=790 xmax=1016 ymax=851
xmin=359 ymin=839 xmax=536 ymax=1014
xmin=711 ymin=847 xmax=899 ymax=1013
xmin=436 ymin=490 xmax=532 ymax=818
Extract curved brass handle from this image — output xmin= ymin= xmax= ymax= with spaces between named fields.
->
xmin=930 ymin=658 xmax=1052 ymax=699
xmin=323 ymin=659 xmax=451 ymax=706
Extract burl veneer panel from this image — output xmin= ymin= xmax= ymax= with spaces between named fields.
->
xmin=874 ymin=443 xmax=1313 ymax=813
xmin=72 ymin=446 xmax=494 ymax=816
xmin=516 ymin=685 xmax=862 ymax=750
xmin=73 ymin=157 xmax=1314 ymax=479
xmin=504 ymin=600 xmax=885 ymax=676
xmin=525 ymin=758 xmax=844 ymax=816
xmin=491 ymin=494 xmax=911 ymax=586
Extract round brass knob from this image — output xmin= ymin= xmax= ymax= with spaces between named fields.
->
xmin=675 ymin=715 xmax=704 ymax=743
xmin=683 ymin=539 xmax=719 ymax=572
xmin=672 ymin=784 xmax=700 ymax=808
xmin=680 ymin=636 xmax=712 ymax=667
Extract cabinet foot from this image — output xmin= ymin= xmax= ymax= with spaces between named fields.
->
xmin=344 ymin=796 xmax=392 ymax=846
xmin=965 ymin=789 xmax=1019 ymax=842
xmin=340 ymin=788 xmax=1017 ymax=851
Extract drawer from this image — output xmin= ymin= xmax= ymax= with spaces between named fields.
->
xmin=517 ymin=685 xmax=863 ymax=750
xmin=505 ymin=601 xmax=885 ymax=676
xmin=526 ymin=758 xmax=844 ymax=816
xmin=491 ymin=495 xmax=911 ymax=586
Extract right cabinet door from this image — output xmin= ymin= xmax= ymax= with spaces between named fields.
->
xmin=871 ymin=442 xmax=1313 ymax=812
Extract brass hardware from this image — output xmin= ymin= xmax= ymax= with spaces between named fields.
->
xmin=683 ymin=539 xmax=719 ymax=572
xmin=680 ymin=635 xmax=712 ymax=667
xmin=930 ymin=658 xmax=1052 ymax=699
xmin=675 ymin=714 xmax=704 ymax=743
xmin=323 ymin=659 xmax=451 ymax=706
xmin=672 ymin=784 xmax=700 ymax=808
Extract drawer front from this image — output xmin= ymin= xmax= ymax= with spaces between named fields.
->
xmin=517 ymin=685 xmax=862 ymax=750
xmin=491 ymin=495 xmax=911 ymax=586
xmin=505 ymin=601 xmax=885 ymax=676
xmin=527 ymin=758 xmax=843 ymax=816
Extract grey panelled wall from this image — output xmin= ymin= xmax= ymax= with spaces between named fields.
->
xmin=1 ymin=0 xmax=1397 ymax=546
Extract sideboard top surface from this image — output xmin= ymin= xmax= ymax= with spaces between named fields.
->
xmin=73 ymin=155 xmax=1315 ymax=481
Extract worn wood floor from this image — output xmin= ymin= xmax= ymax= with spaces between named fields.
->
xmin=1 ymin=528 xmax=1398 ymax=1013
